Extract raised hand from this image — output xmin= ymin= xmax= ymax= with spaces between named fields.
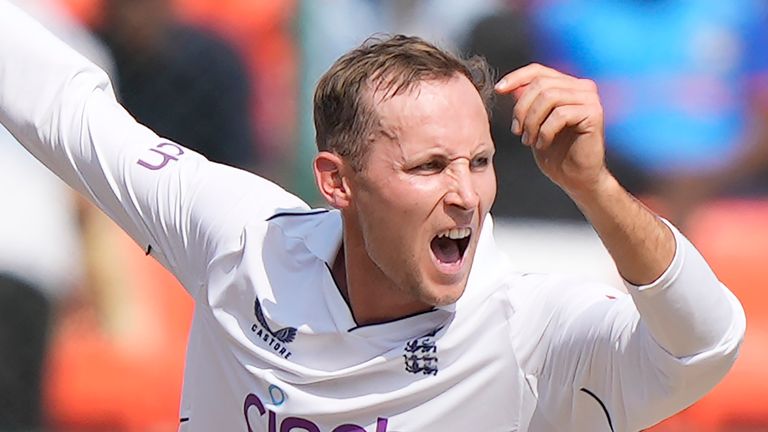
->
xmin=496 ymin=63 xmax=676 ymax=285
xmin=495 ymin=63 xmax=609 ymax=197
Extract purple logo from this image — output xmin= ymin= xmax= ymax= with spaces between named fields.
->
xmin=251 ymin=298 xmax=297 ymax=360
xmin=137 ymin=142 xmax=185 ymax=170
xmin=244 ymin=393 xmax=389 ymax=432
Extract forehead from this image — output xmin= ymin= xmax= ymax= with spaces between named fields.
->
xmin=369 ymin=75 xmax=491 ymax=158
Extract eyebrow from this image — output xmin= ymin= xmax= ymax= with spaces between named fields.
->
xmin=409 ymin=142 xmax=494 ymax=160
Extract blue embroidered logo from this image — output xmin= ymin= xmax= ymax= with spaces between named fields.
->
xmin=403 ymin=327 xmax=441 ymax=376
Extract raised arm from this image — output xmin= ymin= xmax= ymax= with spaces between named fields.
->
xmin=0 ymin=1 xmax=306 ymax=295
xmin=496 ymin=64 xmax=746 ymax=429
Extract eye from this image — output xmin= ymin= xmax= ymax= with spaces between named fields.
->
xmin=470 ymin=155 xmax=491 ymax=170
xmin=411 ymin=159 xmax=446 ymax=174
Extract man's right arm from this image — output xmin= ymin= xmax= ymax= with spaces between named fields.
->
xmin=0 ymin=1 xmax=307 ymax=295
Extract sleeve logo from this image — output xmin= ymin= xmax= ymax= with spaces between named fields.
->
xmin=137 ymin=142 xmax=185 ymax=170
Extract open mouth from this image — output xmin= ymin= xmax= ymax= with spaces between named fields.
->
xmin=430 ymin=227 xmax=471 ymax=265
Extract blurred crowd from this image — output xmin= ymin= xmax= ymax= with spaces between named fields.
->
xmin=1 ymin=0 xmax=767 ymax=430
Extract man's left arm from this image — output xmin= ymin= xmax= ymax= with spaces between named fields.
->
xmin=496 ymin=64 xmax=746 ymax=428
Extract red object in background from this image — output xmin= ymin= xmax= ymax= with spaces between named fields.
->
xmin=43 ymin=228 xmax=193 ymax=431
xmin=58 ymin=0 xmax=101 ymax=26
xmin=648 ymin=200 xmax=768 ymax=432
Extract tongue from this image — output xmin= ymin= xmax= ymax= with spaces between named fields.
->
xmin=431 ymin=236 xmax=461 ymax=264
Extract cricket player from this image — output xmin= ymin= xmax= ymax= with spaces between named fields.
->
xmin=0 ymin=2 xmax=745 ymax=431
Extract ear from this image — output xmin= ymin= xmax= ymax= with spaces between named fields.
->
xmin=313 ymin=152 xmax=352 ymax=209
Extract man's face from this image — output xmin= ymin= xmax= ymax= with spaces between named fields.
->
xmin=345 ymin=75 xmax=496 ymax=307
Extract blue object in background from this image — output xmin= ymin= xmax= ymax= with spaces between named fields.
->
xmin=532 ymin=0 xmax=768 ymax=175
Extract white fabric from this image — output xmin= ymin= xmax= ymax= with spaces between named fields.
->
xmin=0 ymin=2 xmax=746 ymax=430
xmin=0 ymin=0 xmax=113 ymax=296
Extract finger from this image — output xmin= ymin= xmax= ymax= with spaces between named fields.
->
xmin=511 ymin=76 xmax=584 ymax=137
xmin=522 ymin=88 xmax=599 ymax=147
xmin=494 ymin=63 xmax=566 ymax=94
xmin=534 ymin=105 xmax=593 ymax=151
xmin=513 ymin=78 xmax=596 ymax=139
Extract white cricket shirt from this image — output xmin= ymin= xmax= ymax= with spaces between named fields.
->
xmin=0 ymin=2 xmax=746 ymax=430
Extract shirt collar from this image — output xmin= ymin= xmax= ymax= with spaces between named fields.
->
xmin=305 ymin=209 xmax=343 ymax=264
xmin=272 ymin=209 xmax=502 ymax=311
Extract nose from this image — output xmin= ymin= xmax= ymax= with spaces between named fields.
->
xmin=444 ymin=162 xmax=480 ymax=211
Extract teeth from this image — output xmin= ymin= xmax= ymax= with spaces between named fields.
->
xmin=439 ymin=227 xmax=471 ymax=239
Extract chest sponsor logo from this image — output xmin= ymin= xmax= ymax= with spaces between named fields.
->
xmin=251 ymin=298 xmax=297 ymax=360
xmin=137 ymin=142 xmax=185 ymax=170
xmin=403 ymin=327 xmax=440 ymax=376
xmin=244 ymin=393 xmax=389 ymax=432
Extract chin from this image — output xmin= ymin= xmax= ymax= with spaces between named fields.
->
xmin=417 ymin=282 xmax=467 ymax=307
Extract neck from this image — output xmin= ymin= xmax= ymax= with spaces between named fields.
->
xmin=333 ymin=235 xmax=431 ymax=326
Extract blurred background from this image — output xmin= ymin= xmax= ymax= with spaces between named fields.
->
xmin=1 ymin=0 xmax=766 ymax=430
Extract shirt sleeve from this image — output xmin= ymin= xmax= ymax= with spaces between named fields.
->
xmin=514 ymin=221 xmax=746 ymax=431
xmin=0 ymin=0 xmax=308 ymax=297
